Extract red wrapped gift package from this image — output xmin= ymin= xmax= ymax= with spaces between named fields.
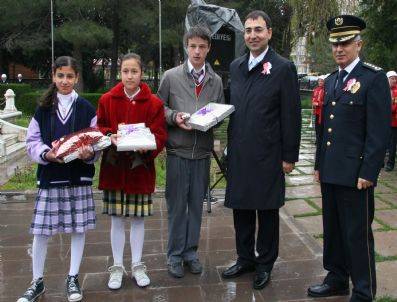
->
xmin=52 ymin=128 xmax=104 ymax=158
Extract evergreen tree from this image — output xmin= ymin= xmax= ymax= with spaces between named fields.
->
xmin=360 ymin=0 xmax=397 ymax=71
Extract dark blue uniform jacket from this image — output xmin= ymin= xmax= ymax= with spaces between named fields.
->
xmin=315 ymin=61 xmax=391 ymax=187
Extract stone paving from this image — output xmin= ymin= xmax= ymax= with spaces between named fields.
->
xmin=0 ymin=110 xmax=396 ymax=301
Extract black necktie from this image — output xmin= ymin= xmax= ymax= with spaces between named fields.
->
xmin=191 ymin=69 xmax=204 ymax=85
xmin=335 ymin=69 xmax=348 ymax=95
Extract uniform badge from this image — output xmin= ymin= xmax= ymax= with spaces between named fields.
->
xmin=350 ymin=82 xmax=361 ymax=94
xmin=343 ymin=78 xmax=357 ymax=92
xmin=394 ymin=97 xmax=397 ymax=104
xmin=335 ymin=17 xmax=343 ymax=26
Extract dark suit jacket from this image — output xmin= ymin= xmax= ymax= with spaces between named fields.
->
xmin=224 ymin=48 xmax=301 ymax=210
xmin=315 ymin=60 xmax=391 ymax=187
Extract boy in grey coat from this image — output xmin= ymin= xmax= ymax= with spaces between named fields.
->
xmin=157 ymin=26 xmax=224 ymax=278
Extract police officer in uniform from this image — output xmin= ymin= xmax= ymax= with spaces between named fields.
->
xmin=307 ymin=15 xmax=391 ymax=302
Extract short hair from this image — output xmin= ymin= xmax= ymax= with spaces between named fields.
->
xmin=121 ymin=52 xmax=143 ymax=71
xmin=353 ymin=35 xmax=362 ymax=41
xmin=245 ymin=10 xmax=272 ymax=28
xmin=184 ymin=26 xmax=211 ymax=47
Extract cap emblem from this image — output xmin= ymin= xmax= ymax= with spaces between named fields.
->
xmin=335 ymin=17 xmax=343 ymax=26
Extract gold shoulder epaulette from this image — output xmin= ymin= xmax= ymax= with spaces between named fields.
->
xmin=363 ymin=62 xmax=382 ymax=71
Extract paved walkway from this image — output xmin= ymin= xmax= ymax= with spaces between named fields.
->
xmin=0 ymin=110 xmax=396 ymax=301
xmin=0 ymin=191 xmax=340 ymax=302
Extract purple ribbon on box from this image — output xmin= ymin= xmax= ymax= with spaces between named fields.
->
xmin=197 ymin=107 xmax=214 ymax=116
xmin=124 ymin=126 xmax=138 ymax=135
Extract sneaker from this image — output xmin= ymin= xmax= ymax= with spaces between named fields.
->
xmin=107 ymin=265 xmax=126 ymax=290
xmin=185 ymin=259 xmax=202 ymax=274
xmin=17 ymin=278 xmax=45 ymax=302
xmin=167 ymin=262 xmax=184 ymax=278
xmin=132 ymin=262 xmax=150 ymax=287
xmin=66 ymin=275 xmax=82 ymax=302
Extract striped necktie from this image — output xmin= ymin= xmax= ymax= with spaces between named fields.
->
xmin=191 ymin=69 xmax=204 ymax=85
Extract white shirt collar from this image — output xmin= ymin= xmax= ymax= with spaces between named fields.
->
xmin=249 ymin=46 xmax=269 ymax=67
xmin=187 ymin=60 xmax=206 ymax=74
xmin=339 ymin=57 xmax=360 ymax=75
xmin=124 ymin=87 xmax=140 ymax=100
xmin=57 ymin=90 xmax=77 ymax=106
xmin=57 ymin=90 xmax=77 ymax=120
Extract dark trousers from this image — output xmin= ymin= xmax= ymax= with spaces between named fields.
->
xmin=386 ymin=127 xmax=397 ymax=168
xmin=233 ymin=208 xmax=279 ymax=272
xmin=314 ymin=114 xmax=321 ymax=145
xmin=321 ymin=183 xmax=376 ymax=302
xmin=165 ymin=155 xmax=210 ymax=264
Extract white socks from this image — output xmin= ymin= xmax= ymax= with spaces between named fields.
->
xmin=32 ymin=233 xmax=85 ymax=279
xmin=130 ymin=217 xmax=144 ymax=264
xmin=32 ymin=235 xmax=49 ymax=280
xmin=111 ymin=216 xmax=125 ymax=265
xmin=69 ymin=233 xmax=86 ymax=276
xmin=110 ymin=216 xmax=145 ymax=265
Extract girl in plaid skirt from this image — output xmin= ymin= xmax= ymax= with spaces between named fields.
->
xmin=18 ymin=56 xmax=99 ymax=302
xmin=97 ymin=53 xmax=166 ymax=289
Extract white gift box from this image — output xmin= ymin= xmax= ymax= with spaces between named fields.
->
xmin=116 ymin=123 xmax=157 ymax=151
xmin=62 ymin=136 xmax=111 ymax=163
xmin=187 ymin=103 xmax=235 ymax=132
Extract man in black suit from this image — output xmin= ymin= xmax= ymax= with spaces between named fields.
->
xmin=307 ymin=15 xmax=391 ymax=302
xmin=222 ymin=10 xmax=301 ymax=290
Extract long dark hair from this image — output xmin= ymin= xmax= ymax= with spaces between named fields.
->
xmin=39 ymin=56 xmax=78 ymax=109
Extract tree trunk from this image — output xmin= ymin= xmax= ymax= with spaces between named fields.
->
xmin=73 ymin=47 xmax=84 ymax=92
xmin=0 ymin=49 xmax=9 ymax=78
xmin=110 ymin=0 xmax=119 ymax=88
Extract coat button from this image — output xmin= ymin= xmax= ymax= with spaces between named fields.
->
xmin=327 ymin=141 xmax=331 ymax=146
xmin=349 ymin=101 xmax=353 ymax=105
xmin=328 ymin=128 xmax=332 ymax=133
xmin=330 ymin=114 xmax=334 ymax=119
xmin=332 ymin=101 xmax=336 ymax=106
xmin=360 ymin=156 xmax=363 ymax=159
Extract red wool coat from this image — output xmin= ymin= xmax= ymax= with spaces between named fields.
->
xmin=97 ymin=82 xmax=166 ymax=194
xmin=312 ymin=86 xmax=324 ymax=123
xmin=391 ymin=87 xmax=397 ymax=127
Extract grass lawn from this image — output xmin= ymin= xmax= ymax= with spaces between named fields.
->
xmin=12 ymin=115 xmax=32 ymax=128
xmin=377 ymin=297 xmax=397 ymax=302
xmin=0 ymin=150 xmax=226 ymax=191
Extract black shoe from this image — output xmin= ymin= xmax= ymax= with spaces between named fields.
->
xmin=17 ymin=278 xmax=45 ymax=302
xmin=168 ymin=262 xmax=184 ymax=278
xmin=385 ymin=165 xmax=393 ymax=172
xmin=221 ymin=263 xmax=255 ymax=279
xmin=253 ymin=271 xmax=271 ymax=289
xmin=66 ymin=275 xmax=82 ymax=302
xmin=307 ymin=283 xmax=349 ymax=297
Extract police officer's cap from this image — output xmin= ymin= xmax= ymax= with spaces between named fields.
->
xmin=326 ymin=15 xmax=366 ymax=44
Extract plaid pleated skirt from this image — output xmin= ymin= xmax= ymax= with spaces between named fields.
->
xmin=30 ymin=186 xmax=96 ymax=236
xmin=102 ymin=190 xmax=153 ymax=217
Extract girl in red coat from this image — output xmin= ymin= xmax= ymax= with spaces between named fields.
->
xmin=385 ymin=71 xmax=397 ymax=171
xmin=97 ymin=53 xmax=166 ymax=289
xmin=311 ymin=75 xmax=325 ymax=144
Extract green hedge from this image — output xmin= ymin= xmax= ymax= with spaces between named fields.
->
xmin=5 ymin=85 xmax=312 ymax=115
xmin=80 ymin=93 xmax=102 ymax=108
xmin=16 ymin=92 xmax=41 ymax=115
xmin=15 ymin=92 xmax=102 ymax=116
xmin=0 ymin=84 xmax=33 ymax=100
